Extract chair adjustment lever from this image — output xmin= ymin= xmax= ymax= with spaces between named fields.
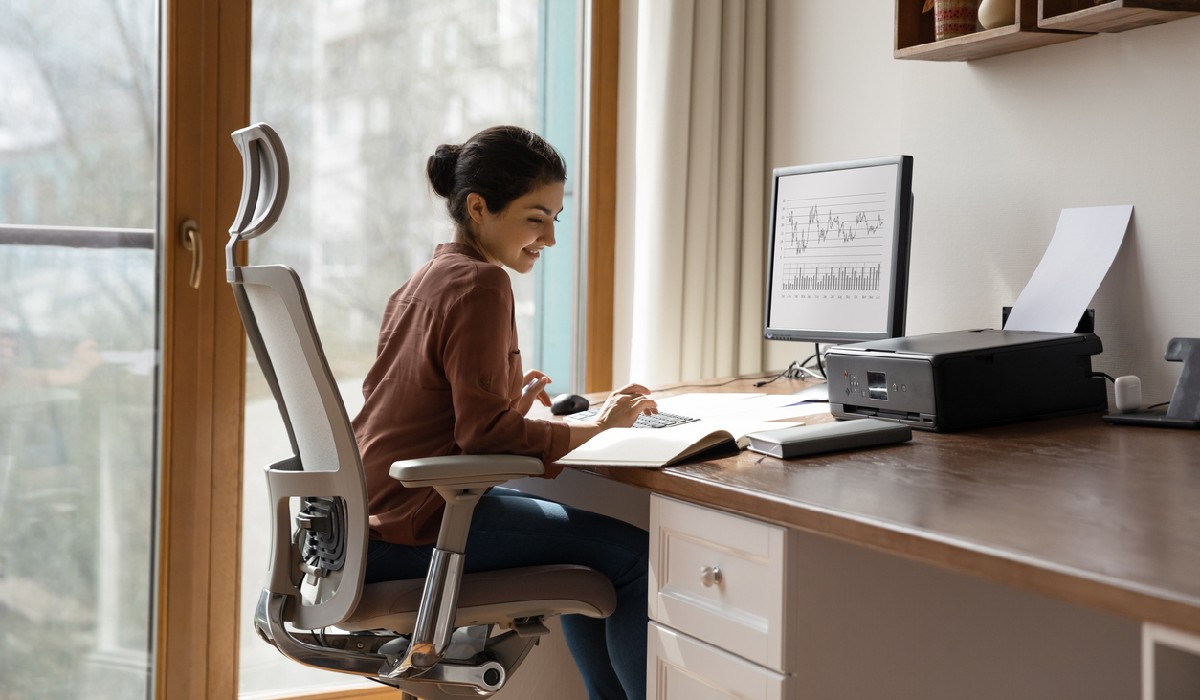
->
xmin=511 ymin=618 xmax=551 ymax=637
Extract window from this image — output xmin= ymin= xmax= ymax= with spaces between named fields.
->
xmin=0 ymin=1 xmax=159 ymax=698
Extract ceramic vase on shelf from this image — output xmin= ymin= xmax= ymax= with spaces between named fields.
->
xmin=977 ymin=0 xmax=1016 ymax=29
xmin=933 ymin=0 xmax=980 ymax=41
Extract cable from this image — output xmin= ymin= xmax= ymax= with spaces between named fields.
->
xmin=752 ymin=342 xmax=830 ymax=388
xmin=652 ymin=341 xmax=830 ymax=392
xmin=654 ymin=373 xmax=775 ymax=394
xmin=753 ymin=362 xmax=800 ymax=388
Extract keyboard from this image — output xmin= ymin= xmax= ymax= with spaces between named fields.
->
xmin=564 ymin=409 xmax=700 ymax=429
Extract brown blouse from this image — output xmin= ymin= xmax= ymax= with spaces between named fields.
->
xmin=351 ymin=243 xmax=571 ymax=545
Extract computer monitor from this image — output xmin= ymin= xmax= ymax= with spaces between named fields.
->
xmin=764 ymin=155 xmax=913 ymax=346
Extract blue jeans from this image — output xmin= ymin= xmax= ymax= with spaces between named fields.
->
xmin=365 ymin=488 xmax=648 ymax=700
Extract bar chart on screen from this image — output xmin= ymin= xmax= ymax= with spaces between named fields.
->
xmin=779 ymin=261 xmax=882 ymax=292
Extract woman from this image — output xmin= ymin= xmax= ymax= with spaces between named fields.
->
xmin=352 ymin=125 xmax=654 ymax=700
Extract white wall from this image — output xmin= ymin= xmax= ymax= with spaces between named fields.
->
xmin=616 ymin=0 xmax=1200 ymax=405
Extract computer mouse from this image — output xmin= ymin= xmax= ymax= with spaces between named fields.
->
xmin=550 ymin=393 xmax=590 ymax=416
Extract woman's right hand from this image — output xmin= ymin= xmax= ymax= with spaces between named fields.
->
xmin=592 ymin=383 xmax=657 ymax=429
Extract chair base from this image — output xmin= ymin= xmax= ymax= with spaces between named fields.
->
xmin=256 ymin=590 xmax=541 ymax=699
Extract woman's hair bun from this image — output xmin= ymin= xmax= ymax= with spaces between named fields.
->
xmin=426 ymin=143 xmax=462 ymax=198
xmin=427 ymin=126 xmax=566 ymax=230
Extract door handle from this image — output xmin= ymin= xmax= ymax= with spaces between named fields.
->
xmin=181 ymin=219 xmax=201 ymax=289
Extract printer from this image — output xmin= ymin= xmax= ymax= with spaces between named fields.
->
xmin=825 ymin=329 xmax=1108 ymax=431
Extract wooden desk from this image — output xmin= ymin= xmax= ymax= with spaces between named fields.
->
xmin=532 ymin=377 xmax=1200 ymax=699
xmin=584 ymin=377 xmax=1200 ymax=638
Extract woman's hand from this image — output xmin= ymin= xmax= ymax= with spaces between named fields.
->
xmin=563 ymin=382 xmax=658 ymax=452
xmin=514 ymin=369 xmax=552 ymax=415
xmin=592 ymin=383 xmax=657 ymax=429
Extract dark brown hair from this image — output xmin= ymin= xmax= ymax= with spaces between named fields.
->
xmin=426 ymin=125 xmax=567 ymax=230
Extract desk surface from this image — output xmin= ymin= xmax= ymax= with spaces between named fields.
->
xmin=572 ymin=378 xmax=1200 ymax=635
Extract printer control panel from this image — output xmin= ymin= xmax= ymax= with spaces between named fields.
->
xmin=827 ymin=355 xmax=937 ymax=426
xmin=845 ymin=370 xmax=905 ymax=401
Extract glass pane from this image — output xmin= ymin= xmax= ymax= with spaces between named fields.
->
xmin=240 ymin=0 xmax=581 ymax=695
xmin=0 ymin=1 xmax=159 ymax=699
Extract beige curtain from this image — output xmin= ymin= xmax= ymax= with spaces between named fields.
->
xmin=628 ymin=0 xmax=767 ymax=386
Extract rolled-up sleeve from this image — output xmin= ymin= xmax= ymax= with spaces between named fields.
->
xmin=442 ymin=272 xmax=571 ymax=469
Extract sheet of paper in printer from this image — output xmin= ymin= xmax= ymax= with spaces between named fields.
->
xmin=1002 ymin=204 xmax=1133 ymax=333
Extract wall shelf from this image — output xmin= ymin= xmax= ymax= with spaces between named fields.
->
xmin=896 ymin=0 xmax=1198 ymax=60
xmin=1039 ymin=0 xmax=1200 ymax=33
xmin=896 ymin=0 xmax=1090 ymax=61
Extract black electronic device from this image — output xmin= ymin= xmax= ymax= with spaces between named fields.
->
xmin=825 ymin=329 xmax=1108 ymax=432
xmin=550 ymin=393 xmax=589 ymax=416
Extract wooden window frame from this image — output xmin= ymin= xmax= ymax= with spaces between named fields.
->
xmin=585 ymin=0 xmax=620 ymax=393
xmin=156 ymin=0 xmax=250 ymax=697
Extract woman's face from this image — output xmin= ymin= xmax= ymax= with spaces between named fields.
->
xmin=468 ymin=180 xmax=565 ymax=274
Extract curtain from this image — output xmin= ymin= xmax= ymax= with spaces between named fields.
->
xmin=628 ymin=0 xmax=767 ymax=387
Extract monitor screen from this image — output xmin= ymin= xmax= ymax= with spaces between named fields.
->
xmin=764 ymin=155 xmax=913 ymax=345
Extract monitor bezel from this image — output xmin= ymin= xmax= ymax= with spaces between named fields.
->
xmin=763 ymin=154 xmax=913 ymax=345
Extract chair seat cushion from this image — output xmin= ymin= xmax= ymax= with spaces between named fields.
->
xmin=340 ymin=564 xmax=617 ymax=632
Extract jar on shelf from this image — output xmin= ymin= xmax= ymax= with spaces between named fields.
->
xmin=931 ymin=0 xmax=981 ymax=40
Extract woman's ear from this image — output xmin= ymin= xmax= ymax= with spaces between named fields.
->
xmin=465 ymin=192 xmax=489 ymax=225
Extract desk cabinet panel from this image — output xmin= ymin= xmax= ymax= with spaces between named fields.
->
xmin=649 ymin=495 xmax=791 ymax=672
xmin=1144 ymin=624 xmax=1200 ymax=700
xmin=648 ymin=622 xmax=787 ymax=700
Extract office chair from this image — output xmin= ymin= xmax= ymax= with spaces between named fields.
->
xmin=226 ymin=122 xmax=616 ymax=699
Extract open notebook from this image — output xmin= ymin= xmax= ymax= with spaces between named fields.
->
xmin=556 ymin=392 xmax=827 ymax=468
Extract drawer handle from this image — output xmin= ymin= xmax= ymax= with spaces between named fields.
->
xmin=700 ymin=566 xmax=722 ymax=588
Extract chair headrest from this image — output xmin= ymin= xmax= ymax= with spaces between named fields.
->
xmin=229 ymin=122 xmax=290 ymax=243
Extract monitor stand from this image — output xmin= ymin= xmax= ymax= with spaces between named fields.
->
xmin=791 ymin=381 xmax=830 ymax=403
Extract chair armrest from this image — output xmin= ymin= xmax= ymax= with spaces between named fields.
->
xmin=385 ymin=453 xmax=547 ymax=671
xmin=389 ymin=454 xmax=544 ymax=490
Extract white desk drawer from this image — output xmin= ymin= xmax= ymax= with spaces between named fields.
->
xmin=649 ymin=622 xmax=787 ymax=700
xmin=649 ymin=495 xmax=791 ymax=671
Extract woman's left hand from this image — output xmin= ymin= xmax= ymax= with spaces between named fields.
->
xmin=515 ymin=369 xmax=552 ymax=415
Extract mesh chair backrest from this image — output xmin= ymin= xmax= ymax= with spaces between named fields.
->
xmin=228 ymin=123 xmax=367 ymax=630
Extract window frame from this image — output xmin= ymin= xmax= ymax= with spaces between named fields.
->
xmin=583 ymin=0 xmax=618 ymax=393
xmin=155 ymin=0 xmax=250 ymax=697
